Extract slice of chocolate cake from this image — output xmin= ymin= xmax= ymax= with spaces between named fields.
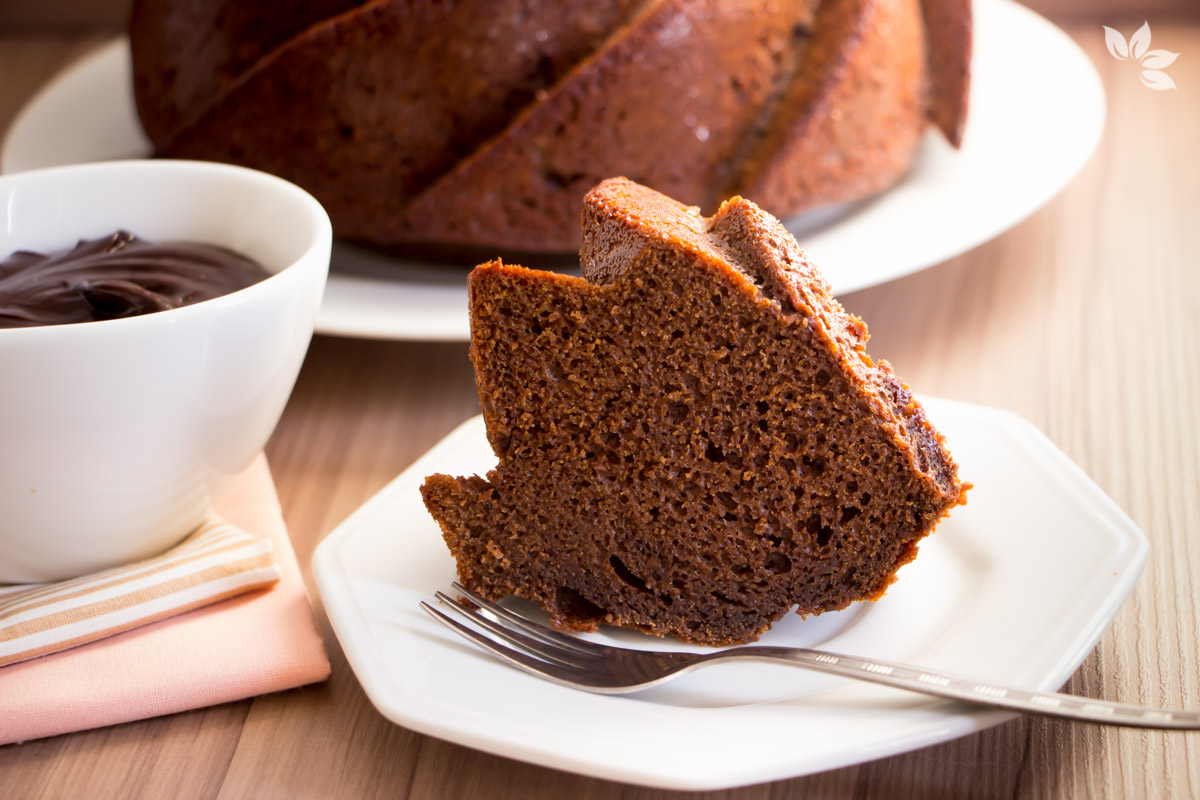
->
xmin=421 ymin=178 xmax=968 ymax=646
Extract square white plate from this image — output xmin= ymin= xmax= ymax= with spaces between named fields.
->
xmin=313 ymin=397 xmax=1147 ymax=790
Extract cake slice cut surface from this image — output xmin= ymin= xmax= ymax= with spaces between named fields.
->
xmin=421 ymin=177 xmax=968 ymax=646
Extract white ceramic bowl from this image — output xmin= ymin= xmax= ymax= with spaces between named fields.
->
xmin=0 ymin=160 xmax=331 ymax=582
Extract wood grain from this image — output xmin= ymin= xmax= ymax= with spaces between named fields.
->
xmin=0 ymin=19 xmax=1198 ymax=799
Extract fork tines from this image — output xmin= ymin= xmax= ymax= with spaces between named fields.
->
xmin=420 ymin=583 xmax=607 ymax=688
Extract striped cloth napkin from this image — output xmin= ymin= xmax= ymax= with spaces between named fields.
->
xmin=0 ymin=516 xmax=282 ymax=668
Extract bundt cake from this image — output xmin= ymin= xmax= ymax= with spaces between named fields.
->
xmin=130 ymin=0 xmax=971 ymax=254
xmin=420 ymin=178 xmax=968 ymax=646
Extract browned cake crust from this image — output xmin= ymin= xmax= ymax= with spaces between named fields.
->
xmin=920 ymin=0 xmax=972 ymax=147
xmin=129 ymin=0 xmax=365 ymax=144
xmin=732 ymin=0 xmax=927 ymax=213
xmin=391 ymin=0 xmax=816 ymax=251
xmin=421 ymin=178 xmax=968 ymax=645
xmin=131 ymin=0 xmax=972 ymax=253
xmin=152 ymin=0 xmax=643 ymax=241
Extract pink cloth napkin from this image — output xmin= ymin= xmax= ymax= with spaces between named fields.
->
xmin=0 ymin=454 xmax=330 ymax=745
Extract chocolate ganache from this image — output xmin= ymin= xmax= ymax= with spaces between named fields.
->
xmin=0 ymin=231 xmax=270 ymax=328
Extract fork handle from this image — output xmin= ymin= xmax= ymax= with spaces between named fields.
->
xmin=708 ymin=646 xmax=1198 ymax=729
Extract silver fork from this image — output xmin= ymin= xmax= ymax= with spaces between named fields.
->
xmin=421 ymin=583 xmax=1200 ymax=729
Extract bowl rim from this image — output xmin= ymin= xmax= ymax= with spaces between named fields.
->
xmin=0 ymin=159 xmax=332 ymax=337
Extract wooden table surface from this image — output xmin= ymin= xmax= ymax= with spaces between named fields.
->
xmin=1 ymin=16 xmax=1198 ymax=799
